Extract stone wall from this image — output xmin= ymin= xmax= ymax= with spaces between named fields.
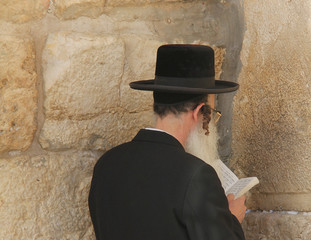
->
xmin=0 ymin=0 xmax=244 ymax=239
xmin=232 ymin=0 xmax=311 ymax=239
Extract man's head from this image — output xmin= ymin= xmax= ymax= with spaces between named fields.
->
xmin=153 ymin=90 xmax=219 ymax=168
xmin=129 ymin=44 xmax=238 ymax=161
xmin=153 ymin=91 xmax=213 ymax=134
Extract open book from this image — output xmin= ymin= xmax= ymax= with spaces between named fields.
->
xmin=215 ymin=159 xmax=259 ymax=199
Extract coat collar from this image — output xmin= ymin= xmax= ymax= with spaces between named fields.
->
xmin=132 ymin=129 xmax=185 ymax=151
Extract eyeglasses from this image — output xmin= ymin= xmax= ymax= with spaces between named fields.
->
xmin=209 ymin=106 xmax=222 ymax=124
xmin=201 ymin=104 xmax=222 ymax=124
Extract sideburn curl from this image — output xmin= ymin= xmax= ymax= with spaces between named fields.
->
xmin=201 ymin=105 xmax=212 ymax=135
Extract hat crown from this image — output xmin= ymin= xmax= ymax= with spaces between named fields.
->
xmin=129 ymin=44 xmax=239 ymax=94
xmin=155 ymin=44 xmax=215 ymax=78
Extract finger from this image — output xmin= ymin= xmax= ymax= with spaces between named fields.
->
xmin=227 ymin=194 xmax=235 ymax=201
xmin=236 ymin=195 xmax=246 ymax=203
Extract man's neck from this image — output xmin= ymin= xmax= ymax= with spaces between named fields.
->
xmin=154 ymin=113 xmax=192 ymax=147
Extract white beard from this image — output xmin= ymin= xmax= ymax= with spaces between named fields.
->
xmin=185 ymin=119 xmax=221 ymax=178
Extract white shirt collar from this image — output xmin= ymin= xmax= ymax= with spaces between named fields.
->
xmin=145 ymin=128 xmax=169 ymax=134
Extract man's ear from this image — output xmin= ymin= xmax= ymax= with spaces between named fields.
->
xmin=192 ymin=103 xmax=205 ymax=122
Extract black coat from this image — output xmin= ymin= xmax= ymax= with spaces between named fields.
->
xmin=89 ymin=129 xmax=245 ymax=240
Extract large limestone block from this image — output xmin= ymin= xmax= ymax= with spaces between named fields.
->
xmin=54 ymin=0 xmax=105 ymax=20
xmin=232 ymin=0 xmax=311 ymax=210
xmin=42 ymin=32 xmax=124 ymax=121
xmin=0 ymin=0 xmax=49 ymax=23
xmin=106 ymin=0 xmax=182 ymax=7
xmin=0 ymin=151 xmax=99 ymax=240
xmin=0 ymin=36 xmax=37 ymax=153
xmin=41 ymin=32 xmax=155 ymax=150
xmin=40 ymin=111 xmax=154 ymax=151
xmin=243 ymin=212 xmax=311 ymax=240
xmin=105 ymin=3 xmax=225 ymax=44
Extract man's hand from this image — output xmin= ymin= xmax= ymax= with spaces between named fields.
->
xmin=227 ymin=194 xmax=247 ymax=223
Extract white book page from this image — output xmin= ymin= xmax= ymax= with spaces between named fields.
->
xmin=216 ymin=159 xmax=239 ymax=192
xmin=226 ymin=177 xmax=259 ymax=199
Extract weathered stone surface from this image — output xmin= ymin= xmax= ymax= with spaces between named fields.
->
xmin=42 ymin=32 xmax=124 ymax=121
xmin=242 ymin=212 xmax=311 ymax=240
xmin=212 ymin=45 xmax=225 ymax=80
xmin=232 ymin=0 xmax=311 ymax=210
xmin=54 ymin=0 xmax=105 ymax=20
xmin=106 ymin=0 xmax=183 ymax=7
xmin=0 ymin=151 xmax=99 ymax=240
xmin=0 ymin=0 xmax=49 ymax=23
xmin=120 ymin=36 xmax=165 ymax=112
xmin=0 ymin=36 xmax=37 ymax=153
xmin=105 ymin=3 xmax=225 ymax=44
xmin=41 ymin=32 xmax=156 ymax=150
xmin=40 ymin=111 xmax=154 ymax=151
xmin=247 ymin=193 xmax=311 ymax=212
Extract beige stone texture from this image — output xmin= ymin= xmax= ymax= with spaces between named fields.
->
xmin=0 ymin=151 xmax=99 ymax=240
xmin=42 ymin=32 xmax=124 ymax=121
xmin=120 ymin=36 xmax=165 ymax=112
xmin=0 ymin=0 xmax=49 ymax=23
xmin=106 ymin=0 xmax=183 ymax=7
xmin=232 ymin=0 xmax=311 ymax=210
xmin=242 ymin=212 xmax=311 ymax=240
xmin=40 ymin=32 xmax=155 ymax=150
xmin=0 ymin=36 xmax=37 ymax=153
xmin=54 ymin=0 xmax=106 ymax=20
xmin=104 ymin=3 xmax=223 ymax=43
xmin=40 ymin=111 xmax=154 ymax=151
xmin=211 ymin=45 xmax=225 ymax=80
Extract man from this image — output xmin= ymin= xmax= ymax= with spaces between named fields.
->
xmin=89 ymin=44 xmax=246 ymax=239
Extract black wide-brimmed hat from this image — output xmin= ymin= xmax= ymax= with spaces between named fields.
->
xmin=129 ymin=44 xmax=239 ymax=94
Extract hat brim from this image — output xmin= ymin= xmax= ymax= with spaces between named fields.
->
xmin=130 ymin=79 xmax=239 ymax=94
